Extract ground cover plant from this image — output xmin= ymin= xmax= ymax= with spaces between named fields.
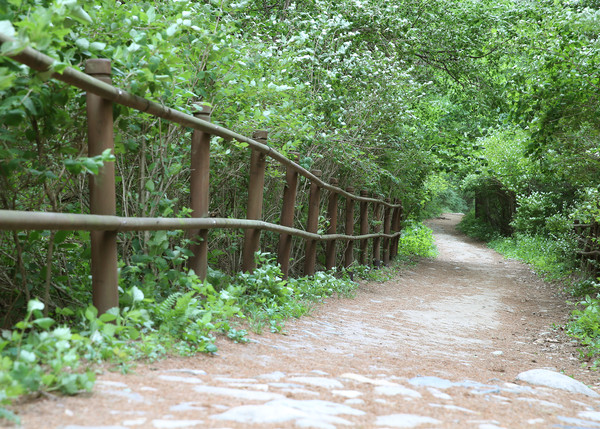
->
xmin=0 ymin=253 xmax=363 ymax=425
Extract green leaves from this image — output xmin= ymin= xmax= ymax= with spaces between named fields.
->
xmin=1 ymin=300 xmax=96 ymax=406
xmin=64 ymin=148 xmax=115 ymax=175
xmin=0 ymin=20 xmax=16 ymax=37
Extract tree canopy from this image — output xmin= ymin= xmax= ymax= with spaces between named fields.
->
xmin=1 ymin=0 xmax=600 ymax=317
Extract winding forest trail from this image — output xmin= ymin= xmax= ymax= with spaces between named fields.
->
xmin=11 ymin=214 xmax=600 ymax=429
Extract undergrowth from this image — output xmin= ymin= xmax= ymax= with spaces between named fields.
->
xmin=567 ymin=293 xmax=600 ymax=370
xmin=0 ymin=252 xmax=363 ymax=424
xmin=456 ymin=210 xmax=500 ymax=242
xmin=488 ymin=234 xmax=576 ymax=282
xmin=396 ymin=221 xmax=438 ymax=259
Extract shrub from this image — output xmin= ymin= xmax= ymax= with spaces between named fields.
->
xmin=397 ymin=222 xmax=438 ymax=258
xmin=457 ymin=210 xmax=500 ymax=242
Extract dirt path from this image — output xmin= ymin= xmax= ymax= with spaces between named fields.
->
xmin=9 ymin=214 xmax=600 ymax=428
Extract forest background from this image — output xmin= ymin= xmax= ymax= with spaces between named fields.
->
xmin=1 ymin=0 xmax=600 ymax=421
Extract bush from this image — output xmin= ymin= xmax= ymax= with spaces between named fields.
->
xmin=457 ymin=209 xmax=500 ymax=242
xmin=397 ymin=221 xmax=438 ymax=258
xmin=567 ymin=294 xmax=600 ymax=369
xmin=511 ymin=191 xmax=561 ymax=235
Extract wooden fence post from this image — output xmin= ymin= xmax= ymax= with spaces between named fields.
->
xmin=383 ymin=199 xmax=391 ymax=265
xmin=304 ymin=170 xmax=322 ymax=276
xmin=189 ymin=105 xmax=211 ymax=280
xmin=86 ymin=59 xmax=118 ymax=314
xmin=390 ymin=199 xmax=403 ymax=260
xmin=325 ymin=178 xmax=339 ymax=270
xmin=277 ymin=152 xmax=299 ymax=278
xmin=372 ymin=200 xmax=382 ymax=267
xmin=359 ymin=190 xmax=369 ymax=266
xmin=344 ymin=187 xmax=355 ymax=268
xmin=242 ymin=131 xmax=267 ymax=272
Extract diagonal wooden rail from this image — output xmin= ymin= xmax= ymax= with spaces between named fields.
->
xmin=0 ymin=34 xmax=405 ymax=314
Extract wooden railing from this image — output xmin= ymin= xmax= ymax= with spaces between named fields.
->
xmin=574 ymin=221 xmax=600 ymax=277
xmin=0 ymin=36 xmax=404 ymax=314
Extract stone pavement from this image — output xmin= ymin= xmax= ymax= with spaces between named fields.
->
xmin=58 ymin=366 xmax=600 ymax=429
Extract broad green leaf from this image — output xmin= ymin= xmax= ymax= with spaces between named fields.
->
xmin=130 ymin=286 xmax=144 ymax=303
xmin=145 ymin=179 xmax=155 ymax=192
xmin=98 ymin=312 xmax=117 ymax=322
xmin=84 ymin=306 xmax=98 ymax=321
xmin=69 ymin=6 xmax=93 ymax=24
xmin=27 ymin=300 xmax=44 ymax=313
xmin=147 ymin=6 xmax=156 ymax=24
xmin=166 ymin=24 xmax=178 ymax=37
xmin=75 ymin=38 xmax=90 ymax=50
xmin=18 ymin=350 xmax=36 ymax=363
xmin=33 ymin=318 xmax=55 ymax=330
xmin=89 ymin=41 xmax=106 ymax=51
xmin=0 ymin=21 xmax=15 ymax=37
xmin=82 ymin=158 xmax=100 ymax=174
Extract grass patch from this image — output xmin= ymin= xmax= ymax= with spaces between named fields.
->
xmin=489 ymin=233 xmax=576 ymax=281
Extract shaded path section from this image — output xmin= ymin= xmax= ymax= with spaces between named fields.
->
xmin=13 ymin=214 xmax=600 ymax=428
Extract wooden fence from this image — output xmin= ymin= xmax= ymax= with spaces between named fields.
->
xmin=0 ymin=37 xmax=405 ymax=314
xmin=574 ymin=221 xmax=600 ymax=277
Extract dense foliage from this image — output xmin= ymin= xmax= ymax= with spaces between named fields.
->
xmin=2 ymin=0 xmax=600 ymax=417
xmin=0 ymin=0 xmax=484 ymax=324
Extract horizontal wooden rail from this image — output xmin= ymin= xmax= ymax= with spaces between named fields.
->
xmin=573 ymin=223 xmax=595 ymax=229
xmin=0 ymin=34 xmax=399 ymax=209
xmin=0 ymin=210 xmax=403 ymax=242
xmin=1 ymin=35 xmax=407 ymax=313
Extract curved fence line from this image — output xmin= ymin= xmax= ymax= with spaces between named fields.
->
xmin=0 ymin=34 xmax=399 ymax=208
xmin=0 ymin=34 xmax=406 ymax=314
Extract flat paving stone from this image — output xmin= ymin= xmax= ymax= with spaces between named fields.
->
xmin=96 ymin=381 xmax=128 ymax=388
xmin=62 ymin=427 xmax=129 ymax=429
xmin=157 ymin=375 xmax=204 ymax=384
xmin=163 ymin=369 xmax=206 ymax=376
xmin=151 ymin=420 xmax=204 ymax=428
xmin=169 ymin=402 xmax=206 ymax=412
xmin=211 ymin=398 xmax=362 ymax=425
xmin=427 ymin=387 xmax=452 ymax=400
xmin=375 ymin=413 xmax=441 ymax=427
xmin=579 ymin=411 xmax=600 ymax=421
xmin=258 ymin=371 xmax=286 ymax=380
xmin=340 ymin=373 xmax=396 ymax=386
xmin=288 ymin=376 xmax=344 ymax=389
xmin=193 ymin=385 xmax=284 ymax=401
xmin=99 ymin=389 xmax=145 ymax=403
xmin=408 ymin=376 xmax=455 ymax=389
xmin=331 ymin=389 xmax=363 ymax=398
xmin=556 ymin=416 xmax=600 ymax=427
xmin=215 ymin=377 xmax=258 ymax=383
xmin=516 ymin=369 xmax=600 ymax=398
xmin=121 ymin=418 xmax=146 ymax=426
xmin=516 ymin=397 xmax=563 ymax=408
xmin=429 ymin=403 xmax=477 ymax=414
xmin=374 ymin=384 xmax=422 ymax=398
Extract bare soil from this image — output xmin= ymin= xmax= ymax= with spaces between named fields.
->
xmin=6 ymin=213 xmax=600 ymax=428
